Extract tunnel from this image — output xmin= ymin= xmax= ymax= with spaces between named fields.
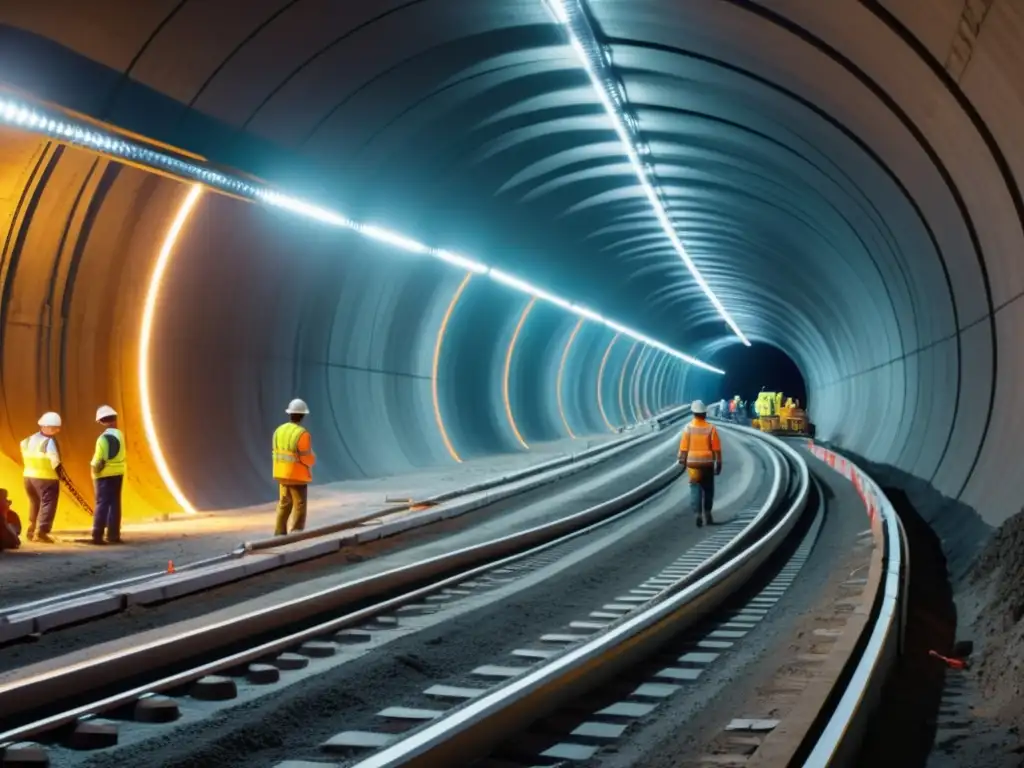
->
xmin=0 ymin=3 xmax=1021 ymax=583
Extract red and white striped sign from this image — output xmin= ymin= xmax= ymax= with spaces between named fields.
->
xmin=807 ymin=440 xmax=879 ymax=524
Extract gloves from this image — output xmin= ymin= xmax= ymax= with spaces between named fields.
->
xmin=715 ymin=464 xmax=722 ymax=476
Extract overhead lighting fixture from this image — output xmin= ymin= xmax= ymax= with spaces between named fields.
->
xmin=542 ymin=0 xmax=751 ymax=347
xmin=0 ymin=92 xmax=725 ymax=374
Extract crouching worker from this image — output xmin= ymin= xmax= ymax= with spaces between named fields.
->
xmin=0 ymin=489 xmax=21 ymax=550
xmin=678 ymin=400 xmax=723 ymax=528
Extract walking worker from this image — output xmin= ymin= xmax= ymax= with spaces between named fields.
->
xmin=677 ymin=400 xmax=723 ymax=528
xmin=90 ymin=405 xmax=126 ymax=545
xmin=273 ymin=398 xmax=316 ymax=536
xmin=20 ymin=412 xmax=63 ymax=543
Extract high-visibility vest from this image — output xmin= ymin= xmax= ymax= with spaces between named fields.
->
xmin=678 ymin=419 xmax=721 ymax=467
xmin=92 ymin=428 xmax=127 ymax=478
xmin=21 ymin=433 xmax=60 ymax=480
xmin=272 ymin=423 xmax=314 ymax=484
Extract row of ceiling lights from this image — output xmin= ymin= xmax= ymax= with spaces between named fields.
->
xmin=543 ymin=0 xmax=751 ymax=347
xmin=0 ymin=94 xmax=726 ymax=374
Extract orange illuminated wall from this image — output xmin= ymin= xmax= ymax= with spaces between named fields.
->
xmin=0 ymin=127 xmax=208 ymax=530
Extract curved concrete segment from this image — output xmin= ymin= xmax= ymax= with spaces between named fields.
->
xmin=0 ymin=4 xmax=1020 ymax=556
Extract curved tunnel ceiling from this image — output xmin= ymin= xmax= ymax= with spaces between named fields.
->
xmin=0 ymin=0 xmax=1022 ymax=531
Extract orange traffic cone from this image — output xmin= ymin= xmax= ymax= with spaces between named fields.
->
xmin=167 ymin=560 xmax=175 ymax=574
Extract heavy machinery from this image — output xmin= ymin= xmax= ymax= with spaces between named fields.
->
xmin=752 ymin=391 xmax=811 ymax=435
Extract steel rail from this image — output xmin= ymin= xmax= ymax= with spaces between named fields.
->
xmin=347 ymin=427 xmax=811 ymax=768
xmin=0 ymin=407 xmax=688 ymax=622
xmin=0 ymin=427 xmax=775 ymax=737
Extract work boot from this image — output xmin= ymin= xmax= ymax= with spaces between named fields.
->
xmin=695 ymin=515 xmax=703 ymax=528
xmin=704 ymin=511 xmax=715 ymax=526
xmin=89 ymin=537 xmax=106 ymax=546
xmin=35 ymin=532 xmax=55 ymax=544
xmin=106 ymin=537 xmax=123 ymax=545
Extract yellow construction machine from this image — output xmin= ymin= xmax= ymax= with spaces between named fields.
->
xmin=751 ymin=391 xmax=809 ymax=435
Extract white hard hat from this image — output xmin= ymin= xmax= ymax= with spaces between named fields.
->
xmin=38 ymin=412 xmax=62 ymax=428
xmin=95 ymin=405 xmax=117 ymax=422
xmin=286 ymin=398 xmax=309 ymax=415
xmin=691 ymin=400 xmax=707 ymax=414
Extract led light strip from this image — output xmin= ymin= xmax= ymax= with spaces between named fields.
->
xmin=140 ymin=183 xmax=204 ymax=514
xmin=0 ymin=93 xmax=725 ymax=373
xmin=543 ymin=0 xmax=751 ymax=347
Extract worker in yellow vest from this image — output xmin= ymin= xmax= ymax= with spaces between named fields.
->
xmin=91 ymin=405 xmax=126 ymax=545
xmin=677 ymin=400 xmax=723 ymax=528
xmin=20 ymin=412 xmax=64 ymax=543
xmin=273 ymin=398 xmax=316 ymax=536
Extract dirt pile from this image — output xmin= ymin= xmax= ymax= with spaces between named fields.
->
xmin=968 ymin=507 xmax=1024 ymax=727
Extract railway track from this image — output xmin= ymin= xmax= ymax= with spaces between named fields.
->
xmin=0 ymin=422 xmax=772 ymax=762
xmin=0 ymin=429 xmax=906 ymax=768
xmin=331 ymin=431 xmax=809 ymax=768
xmin=0 ymin=408 xmax=689 ymax=647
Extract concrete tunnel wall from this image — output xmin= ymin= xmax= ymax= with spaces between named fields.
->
xmin=0 ymin=0 xmax=1022 ymax=557
xmin=0 ymin=131 xmax=678 ymax=521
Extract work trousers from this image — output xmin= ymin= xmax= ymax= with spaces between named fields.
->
xmin=275 ymin=483 xmax=308 ymax=535
xmin=24 ymin=477 xmax=59 ymax=535
xmin=93 ymin=475 xmax=124 ymax=542
xmin=689 ymin=471 xmax=715 ymax=518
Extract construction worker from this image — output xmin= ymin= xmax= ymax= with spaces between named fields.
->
xmin=0 ymin=489 xmax=21 ymax=550
xmin=20 ymin=412 xmax=63 ymax=543
xmin=273 ymin=398 xmax=316 ymax=536
xmin=90 ymin=405 xmax=126 ymax=545
xmin=678 ymin=400 xmax=723 ymax=528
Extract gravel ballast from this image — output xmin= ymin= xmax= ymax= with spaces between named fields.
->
xmin=66 ymin=475 xmax=759 ymax=768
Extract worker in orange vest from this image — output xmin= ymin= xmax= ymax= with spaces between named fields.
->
xmin=272 ymin=398 xmax=316 ymax=536
xmin=678 ymin=400 xmax=723 ymax=527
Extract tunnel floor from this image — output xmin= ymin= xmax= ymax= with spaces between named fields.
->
xmin=1 ymin=432 xmax=620 ymax=607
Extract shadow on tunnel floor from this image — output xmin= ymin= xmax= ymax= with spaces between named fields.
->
xmin=854 ymin=486 xmax=957 ymax=767
xmin=811 ymin=444 xmax=1024 ymax=766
